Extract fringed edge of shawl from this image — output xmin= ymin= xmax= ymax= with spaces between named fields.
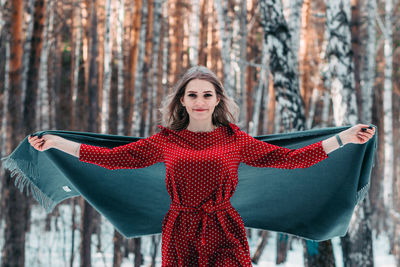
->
xmin=354 ymin=129 xmax=377 ymax=204
xmin=355 ymin=182 xmax=370 ymax=205
xmin=0 ymin=156 xmax=57 ymax=213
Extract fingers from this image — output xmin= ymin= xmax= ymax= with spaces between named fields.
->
xmin=357 ymin=126 xmax=375 ymax=142
xmin=357 ymin=132 xmax=370 ymax=140
xmin=28 ymin=136 xmax=45 ymax=149
xmin=360 ymin=124 xmax=375 ymax=135
xmin=28 ymin=136 xmax=42 ymax=144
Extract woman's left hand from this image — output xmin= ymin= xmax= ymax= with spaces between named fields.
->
xmin=340 ymin=124 xmax=376 ymax=145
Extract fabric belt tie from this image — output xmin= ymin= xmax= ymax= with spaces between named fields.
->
xmin=170 ymin=199 xmax=232 ymax=246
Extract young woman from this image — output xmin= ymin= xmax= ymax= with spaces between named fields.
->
xmin=28 ymin=65 xmax=375 ymax=266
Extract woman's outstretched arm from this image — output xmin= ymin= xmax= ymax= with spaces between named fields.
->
xmin=29 ymin=132 xmax=166 ymax=170
xmin=28 ymin=134 xmax=81 ymax=157
xmin=237 ymin=123 xmax=376 ymax=169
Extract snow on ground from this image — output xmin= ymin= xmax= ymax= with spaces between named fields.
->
xmin=0 ymin=204 xmax=397 ymax=266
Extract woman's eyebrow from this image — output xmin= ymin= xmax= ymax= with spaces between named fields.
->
xmin=187 ymin=90 xmax=213 ymax=93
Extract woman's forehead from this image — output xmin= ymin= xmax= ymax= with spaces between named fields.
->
xmin=186 ymin=79 xmax=215 ymax=92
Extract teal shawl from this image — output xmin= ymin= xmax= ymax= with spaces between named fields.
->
xmin=0 ymin=124 xmax=378 ymax=241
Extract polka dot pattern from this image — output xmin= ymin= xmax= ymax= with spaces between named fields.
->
xmin=236 ymin=128 xmax=329 ymax=169
xmin=79 ymin=123 xmax=329 ymax=266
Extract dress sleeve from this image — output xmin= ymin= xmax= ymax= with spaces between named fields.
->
xmin=79 ymin=132 xmax=165 ymax=170
xmin=236 ymin=130 xmax=328 ymax=169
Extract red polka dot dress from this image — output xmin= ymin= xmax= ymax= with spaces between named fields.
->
xmin=79 ymin=123 xmax=329 ymax=266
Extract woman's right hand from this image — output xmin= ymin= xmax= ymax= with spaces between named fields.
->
xmin=28 ymin=134 xmax=60 ymax=152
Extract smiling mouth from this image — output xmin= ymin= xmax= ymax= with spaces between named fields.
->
xmin=194 ymin=109 xmax=207 ymax=111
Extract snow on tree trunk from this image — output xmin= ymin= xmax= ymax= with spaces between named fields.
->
xmin=260 ymin=0 xmax=334 ymax=263
xmin=383 ymin=0 xmax=395 ymax=254
xmin=188 ymin=0 xmax=200 ymax=66
xmin=324 ymin=0 xmax=374 ymax=266
xmin=284 ymin=0 xmax=303 ymax=86
xmin=238 ymin=0 xmax=247 ymax=125
xmin=259 ymin=0 xmax=306 ymax=132
xmin=39 ymin=0 xmax=55 ymax=130
xmin=324 ymin=0 xmax=358 ymax=126
xmin=132 ymin=0 xmax=147 ymax=137
xmin=101 ymin=0 xmax=112 ymax=134
xmin=214 ymin=0 xmax=235 ymax=98
xmin=360 ymin=0 xmax=376 ymax=124
xmin=116 ymin=0 xmax=125 ymax=136
xmin=305 ymin=88 xmax=320 ymax=129
xmin=149 ymin=0 xmax=162 ymax=136
xmin=250 ymin=42 xmax=269 ymax=137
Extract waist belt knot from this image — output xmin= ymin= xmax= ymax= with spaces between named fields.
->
xmin=170 ymin=199 xmax=232 ymax=246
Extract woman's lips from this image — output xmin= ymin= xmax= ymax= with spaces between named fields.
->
xmin=194 ymin=109 xmax=207 ymax=111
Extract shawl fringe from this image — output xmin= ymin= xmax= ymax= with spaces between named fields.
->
xmin=0 ymin=155 xmax=57 ymax=213
xmin=356 ymin=183 xmax=370 ymax=204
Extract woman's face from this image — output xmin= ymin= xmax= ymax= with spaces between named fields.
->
xmin=180 ymin=79 xmax=220 ymax=123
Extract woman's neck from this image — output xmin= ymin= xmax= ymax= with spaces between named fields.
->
xmin=186 ymin=123 xmax=216 ymax=132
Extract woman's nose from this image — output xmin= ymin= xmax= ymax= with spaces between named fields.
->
xmin=195 ymin=98 xmax=206 ymax=105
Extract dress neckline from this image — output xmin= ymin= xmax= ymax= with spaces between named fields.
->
xmin=157 ymin=122 xmax=239 ymax=136
xmin=182 ymin=125 xmax=223 ymax=134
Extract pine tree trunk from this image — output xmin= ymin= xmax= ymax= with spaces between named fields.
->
xmin=38 ymin=0 xmax=53 ymax=131
xmin=23 ymin=0 xmax=46 ymax=132
xmin=100 ymin=0 xmax=112 ymax=133
xmin=198 ymin=0 xmax=208 ymax=66
xmin=126 ymin=0 xmax=142 ymax=136
xmin=303 ymin=240 xmax=335 ymax=267
xmin=150 ymin=235 xmax=161 ymax=267
xmin=70 ymin=199 xmax=77 ymax=267
xmin=275 ymin=233 xmax=289 ymax=264
xmin=112 ymin=230 xmax=123 ymax=267
xmin=299 ymin=0 xmax=311 ymax=116
xmin=150 ymin=0 xmax=162 ymax=130
xmin=80 ymin=1 xmax=101 ymax=266
xmin=133 ymin=237 xmax=143 ymax=267
xmin=71 ymin=0 xmax=82 ymax=130
xmin=21 ymin=0 xmax=47 ymax=238
xmin=141 ymin=0 xmax=154 ymax=136
xmin=116 ymin=0 xmax=125 ymax=136
xmin=132 ymin=0 xmax=148 ymax=136
xmin=1 ymin=0 xmax=26 ymax=266
xmin=250 ymin=230 xmax=269 ymax=264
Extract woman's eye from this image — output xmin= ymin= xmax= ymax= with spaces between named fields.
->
xmin=188 ymin=94 xmax=212 ymax=97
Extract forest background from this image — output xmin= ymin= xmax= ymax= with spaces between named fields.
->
xmin=0 ymin=0 xmax=399 ymax=266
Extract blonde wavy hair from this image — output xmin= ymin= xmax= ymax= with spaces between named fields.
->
xmin=158 ymin=65 xmax=240 ymax=131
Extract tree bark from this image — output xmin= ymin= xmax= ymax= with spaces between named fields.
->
xmin=322 ymin=0 xmax=375 ymax=265
xmin=1 ymin=0 xmax=26 ymax=266
xmin=259 ymin=0 xmax=306 ymax=132
xmin=80 ymin=0 xmax=101 ymax=266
